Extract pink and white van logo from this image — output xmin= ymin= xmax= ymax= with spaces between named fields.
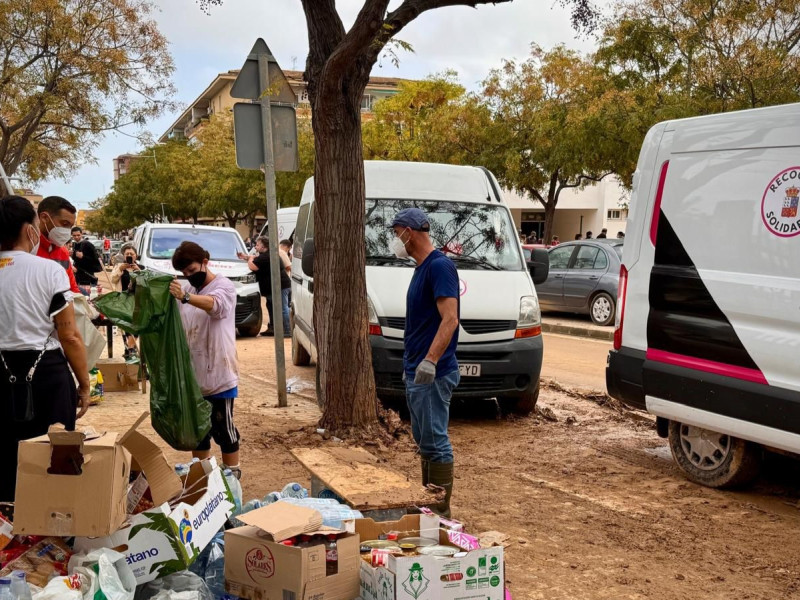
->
xmin=761 ymin=167 xmax=800 ymax=237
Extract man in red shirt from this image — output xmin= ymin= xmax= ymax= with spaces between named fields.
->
xmin=36 ymin=196 xmax=80 ymax=294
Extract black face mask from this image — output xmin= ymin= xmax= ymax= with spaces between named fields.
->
xmin=187 ymin=269 xmax=207 ymax=289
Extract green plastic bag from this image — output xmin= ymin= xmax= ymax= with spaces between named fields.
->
xmin=95 ymin=271 xmax=211 ymax=450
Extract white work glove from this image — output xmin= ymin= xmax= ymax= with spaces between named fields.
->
xmin=414 ymin=360 xmax=436 ymax=385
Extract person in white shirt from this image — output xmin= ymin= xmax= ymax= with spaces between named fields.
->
xmin=0 ymin=195 xmax=91 ymax=501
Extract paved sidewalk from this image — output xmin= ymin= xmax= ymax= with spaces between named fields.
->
xmin=542 ymin=314 xmax=613 ymax=341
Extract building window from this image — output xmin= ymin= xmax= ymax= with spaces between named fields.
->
xmin=607 ymin=209 xmax=627 ymax=220
xmin=361 ymin=94 xmax=373 ymax=112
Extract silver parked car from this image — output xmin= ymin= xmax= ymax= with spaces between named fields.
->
xmin=535 ymin=240 xmax=623 ymax=326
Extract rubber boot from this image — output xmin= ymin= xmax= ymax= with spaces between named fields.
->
xmin=427 ymin=461 xmax=454 ymax=518
xmin=421 ymin=457 xmax=431 ymax=486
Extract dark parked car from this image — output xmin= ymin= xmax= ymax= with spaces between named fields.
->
xmin=535 ymin=240 xmax=622 ymax=326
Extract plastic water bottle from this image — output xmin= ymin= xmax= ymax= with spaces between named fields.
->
xmin=0 ymin=578 xmax=13 ymax=600
xmin=10 ymin=572 xmax=31 ymax=600
xmin=263 ymin=491 xmax=282 ymax=504
xmin=223 ymin=469 xmax=243 ymax=516
xmin=281 ymin=482 xmax=308 ymax=499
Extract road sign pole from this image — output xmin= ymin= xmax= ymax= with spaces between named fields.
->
xmin=0 ymin=162 xmax=15 ymax=195
xmin=258 ymin=52 xmax=288 ymax=408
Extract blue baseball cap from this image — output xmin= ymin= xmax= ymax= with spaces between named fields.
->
xmin=390 ymin=208 xmax=430 ymax=232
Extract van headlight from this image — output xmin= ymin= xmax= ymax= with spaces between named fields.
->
xmin=517 ymin=295 xmax=541 ymax=328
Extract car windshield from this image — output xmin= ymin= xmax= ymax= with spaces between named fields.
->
xmin=148 ymin=228 xmax=245 ymax=261
xmin=365 ymin=199 xmax=524 ymax=270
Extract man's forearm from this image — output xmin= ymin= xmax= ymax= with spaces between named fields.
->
xmin=186 ymin=293 xmax=215 ymax=313
xmin=425 ymin=317 xmax=459 ymax=364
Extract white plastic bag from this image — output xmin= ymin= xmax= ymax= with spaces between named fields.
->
xmin=32 ymin=573 xmax=91 ymax=600
xmin=133 ymin=572 xmax=212 ymax=600
xmin=74 ymin=294 xmax=106 ymax=369
xmin=68 ymin=548 xmax=136 ymax=600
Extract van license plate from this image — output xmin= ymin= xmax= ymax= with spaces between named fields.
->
xmin=459 ymin=364 xmax=481 ymax=377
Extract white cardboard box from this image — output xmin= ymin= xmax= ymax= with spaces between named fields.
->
xmin=355 ymin=515 xmax=505 ymax=600
xmin=74 ymin=457 xmax=235 ymax=584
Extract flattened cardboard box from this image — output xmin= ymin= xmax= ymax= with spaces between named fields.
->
xmin=97 ymin=357 xmax=139 ymax=392
xmin=74 ymin=457 xmax=234 ymax=585
xmin=355 ymin=515 xmax=505 ymax=600
xmin=225 ymin=502 xmax=361 ymax=600
xmin=14 ymin=413 xmax=179 ymax=538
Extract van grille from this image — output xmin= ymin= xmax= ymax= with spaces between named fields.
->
xmin=380 ymin=317 xmax=516 ymax=335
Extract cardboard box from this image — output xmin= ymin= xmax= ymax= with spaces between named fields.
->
xmin=74 ymin=457 xmax=235 ymax=584
xmin=355 ymin=515 xmax=505 ymax=600
xmin=97 ymin=357 xmax=139 ymax=392
xmin=14 ymin=413 xmax=182 ymax=538
xmin=225 ymin=502 xmax=361 ymax=600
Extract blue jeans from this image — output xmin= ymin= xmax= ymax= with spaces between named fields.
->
xmin=281 ymin=288 xmax=291 ymax=333
xmin=405 ymin=369 xmax=460 ymax=463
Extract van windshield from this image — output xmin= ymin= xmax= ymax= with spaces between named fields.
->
xmin=148 ymin=228 xmax=246 ymax=261
xmin=365 ymin=199 xmax=524 ymax=270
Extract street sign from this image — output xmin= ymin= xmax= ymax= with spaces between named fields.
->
xmin=233 ymin=103 xmax=299 ymax=171
xmin=231 ymin=39 xmax=296 ymax=104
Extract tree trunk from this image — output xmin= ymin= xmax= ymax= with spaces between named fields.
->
xmin=542 ymin=200 xmax=557 ymax=244
xmin=311 ymin=78 xmax=379 ymax=434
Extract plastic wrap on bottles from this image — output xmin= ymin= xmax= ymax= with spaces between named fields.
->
xmin=281 ymin=483 xmax=308 ymax=499
xmin=223 ymin=470 xmax=243 ymax=517
xmin=133 ymin=571 xmax=212 ymax=600
xmin=188 ymin=534 xmax=239 ymax=600
xmin=95 ymin=271 xmax=211 ymax=450
xmin=278 ymin=498 xmax=363 ymax=529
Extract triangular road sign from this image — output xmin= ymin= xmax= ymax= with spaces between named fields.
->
xmin=231 ymin=38 xmax=296 ymax=103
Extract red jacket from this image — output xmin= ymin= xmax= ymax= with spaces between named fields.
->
xmin=37 ymin=235 xmax=81 ymax=294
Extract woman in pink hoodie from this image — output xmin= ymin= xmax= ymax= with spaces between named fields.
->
xmin=169 ymin=241 xmax=241 ymax=480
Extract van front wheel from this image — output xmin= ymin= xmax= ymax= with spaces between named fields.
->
xmin=668 ymin=421 xmax=761 ymax=488
xmin=589 ymin=292 xmax=615 ymax=326
xmin=498 ymin=385 xmax=539 ymax=416
xmin=291 ymin=325 xmax=311 ymax=366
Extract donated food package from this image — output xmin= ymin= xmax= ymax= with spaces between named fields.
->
xmin=94 ymin=271 xmax=211 ymax=450
xmin=0 ymin=537 xmax=71 ymax=587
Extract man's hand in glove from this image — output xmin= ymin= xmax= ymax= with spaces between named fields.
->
xmin=414 ymin=359 xmax=437 ymax=384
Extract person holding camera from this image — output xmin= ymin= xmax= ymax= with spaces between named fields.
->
xmin=110 ymin=243 xmax=142 ymax=361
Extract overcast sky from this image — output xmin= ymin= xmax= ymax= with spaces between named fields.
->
xmin=40 ymin=0 xmax=604 ymax=208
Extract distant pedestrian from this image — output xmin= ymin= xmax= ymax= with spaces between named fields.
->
xmin=244 ymin=237 xmax=253 ymax=251
xmin=585 ymin=231 xmax=593 ymax=240
xmin=70 ymin=227 xmax=101 ymax=296
xmin=0 ymin=195 xmax=90 ymax=501
xmin=169 ymin=241 xmax=241 ymax=479
xmin=617 ymin=231 xmax=625 ymax=239
xmin=551 ymin=236 xmax=559 ymax=246
xmin=111 ymin=244 xmax=142 ymax=361
xmin=35 ymin=196 xmax=80 ymax=294
xmin=240 ymin=236 xmax=290 ymax=337
xmin=597 ymin=228 xmax=608 ymax=239
xmin=575 ymin=233 xmax=582 ymax=240
xmin=102 ymin=236 xmax=111 ymax=263
xmin=390 ymin=207 xmax=460 ymax=517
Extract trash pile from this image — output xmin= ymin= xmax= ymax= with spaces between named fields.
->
xmin=2 ymin=416 xmax=508 ymax=600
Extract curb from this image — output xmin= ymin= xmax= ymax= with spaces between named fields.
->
xmin=542 ymin=322 xmax=614 ymax=341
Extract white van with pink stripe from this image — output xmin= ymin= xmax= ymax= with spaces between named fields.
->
xmin=606 ymin=103 xmax=800 ymax=488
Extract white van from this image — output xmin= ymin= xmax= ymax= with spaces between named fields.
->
xmin=258 ymin=207 xmax=300 ymax=244
xmin=606 ymin=103 xmax=800 ymax=487
xmin=132 ymin=222 xmax=263 ymax=336
xmin=290 ymin=161 xmax=550 ymax=414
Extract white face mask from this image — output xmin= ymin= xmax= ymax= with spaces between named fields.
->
xmin=48 ymin=224 xmax=72 ymax=247
xmin=390 ymin=233 xmax=409 ymax=259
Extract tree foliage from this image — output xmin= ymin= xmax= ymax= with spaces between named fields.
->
xmin=0 ymin=0 xmax=176 ymax=185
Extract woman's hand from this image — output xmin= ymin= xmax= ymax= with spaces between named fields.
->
xmin=169 ymin=279 xmax=184 ymax=299
xmin=77 ymin=383 xmax=91 ymax=419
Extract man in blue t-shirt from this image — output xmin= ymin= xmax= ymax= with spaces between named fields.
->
xmin=390 ymin=208 xmax=460 ymax=517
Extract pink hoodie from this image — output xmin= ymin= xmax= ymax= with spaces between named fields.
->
xmin=178 ymin=274 xmax=239 ymax=396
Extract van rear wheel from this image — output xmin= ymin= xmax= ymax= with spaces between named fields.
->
xmin=668 ymin=421 xmax=761 ymax=488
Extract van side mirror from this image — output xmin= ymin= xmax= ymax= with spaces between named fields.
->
xmin=301 ymin=238 xmax=315 ymax=278
xmin=528 ymin=248 xmax=549 ymax=285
